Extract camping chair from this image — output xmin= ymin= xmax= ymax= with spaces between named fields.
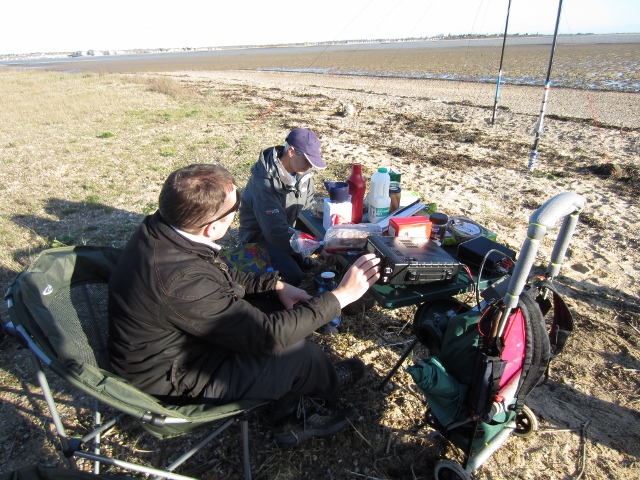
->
xmin=4 ymin=246 xmax=265 ymax=480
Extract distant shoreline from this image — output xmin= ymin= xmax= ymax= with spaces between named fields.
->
xmin=2 ymin=33 xmax=639 ymax=93
xmin=2 ymin=32 xmax=638 ymax=61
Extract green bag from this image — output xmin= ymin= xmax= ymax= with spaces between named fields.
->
xmin=408 ymin=308 xmax=481 ymax=427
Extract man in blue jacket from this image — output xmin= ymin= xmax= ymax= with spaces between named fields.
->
xmin=239 ymin=128 xmax=324 ymax=286
xmin=108 ymin=163 xmax=381 ymax=447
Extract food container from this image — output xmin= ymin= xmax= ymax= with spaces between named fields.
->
xmin=389 ymin=186 xmax=401 ymax=213
xmin=388 ymin=216 xmax=432 ymax=238
xmin=323 ymin=224 xmax=383 ymax=253
xmin=429 ymin=212 xmax=449 ymax=244
xmin=323 ymin=197 xmax=352 ymax=230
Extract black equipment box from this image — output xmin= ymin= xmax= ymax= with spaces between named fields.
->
xmin=456 ymin=236 xmax=516 ymax=274
xmin=365 ymin=236 xmax=460 ymax=286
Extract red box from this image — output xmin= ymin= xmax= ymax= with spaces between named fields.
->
xmin=388 ymin=216 xmax=432 ymax=238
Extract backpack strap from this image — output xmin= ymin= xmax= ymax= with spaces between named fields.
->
xmin=535 ymin=279 xmax=574 ymax=356
xmin=468 ymin=352 xmax=505 ymax=416
xmin=513 ymin=289 xmax=551 ymax=411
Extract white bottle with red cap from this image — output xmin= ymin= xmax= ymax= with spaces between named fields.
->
xmin=368 ymin=167 xmax=391 ymax=223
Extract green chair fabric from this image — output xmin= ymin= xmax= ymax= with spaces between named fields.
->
xmin=6 ymin=246 xmax=265 ymax=477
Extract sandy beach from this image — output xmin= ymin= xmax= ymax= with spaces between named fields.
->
xmin=178 ymin=69 xmax=640 ymax=128
xmin=168 ymin=67 xmax=640 ymax=308
xmin=5 ymin=34 xmax=639 ymax=92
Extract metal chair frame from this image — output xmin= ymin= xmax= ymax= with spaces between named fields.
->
xmin=5 ymin=246 xmax=264 ymax=480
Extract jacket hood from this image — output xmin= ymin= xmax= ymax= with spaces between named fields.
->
xmin=252 ymin=146 xmax=313 ymax=193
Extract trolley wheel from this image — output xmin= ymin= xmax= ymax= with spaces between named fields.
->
xmin=513 ymin=405 xmax=539 ymax=438
xmin=434 ymin=459 xmax=472 ymax=480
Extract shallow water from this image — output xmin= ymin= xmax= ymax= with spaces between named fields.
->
xmin=2 ymin=34 xmax=639 ymax=92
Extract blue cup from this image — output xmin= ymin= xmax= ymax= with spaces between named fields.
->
xmin=324 ymin=181 xmax=350 ymax=203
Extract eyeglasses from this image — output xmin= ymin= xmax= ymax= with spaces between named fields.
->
xmin=198 ymin=189 xmax=241 ymax=228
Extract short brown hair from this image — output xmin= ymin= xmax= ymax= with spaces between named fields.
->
xmin=159 ymin=164 xmax=236 ymax=232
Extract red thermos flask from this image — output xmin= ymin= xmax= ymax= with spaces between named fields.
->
xmin=346 ymin=163 xmax=366 ymax=224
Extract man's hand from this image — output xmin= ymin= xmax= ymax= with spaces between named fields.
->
xmin=275 ymin=280 xmax=312 ymax=309
xmin=331 ymin=253 xmax=381 ymax=309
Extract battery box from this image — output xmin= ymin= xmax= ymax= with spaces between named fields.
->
xmin=456 ymin=236 xmax=516 ymax=274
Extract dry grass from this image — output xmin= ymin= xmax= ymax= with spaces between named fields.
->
xmin=0 ymin=70 xmax=259 ymax=285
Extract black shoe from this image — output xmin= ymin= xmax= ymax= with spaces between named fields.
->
xmin=316 ymin=322 xmax=340 ymax=335
xmin=334 ymin=358 xmax=365 ymax=390
xmin=274 ymin=397 xmax=358 ymax=447
xmin=299 ymin=256 xmax=317 ymax=271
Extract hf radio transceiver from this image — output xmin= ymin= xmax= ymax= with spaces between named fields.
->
xmin=365 ymin=236 xmax=460 ymax=286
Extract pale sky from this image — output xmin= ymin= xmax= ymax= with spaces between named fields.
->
xmin=2 ymin=0 xmax=639 ymax=55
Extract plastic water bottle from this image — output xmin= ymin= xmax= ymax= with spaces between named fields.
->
xmin=368 ymin=167 xmax=391 ymax=223
xmin=317 ymin=272 xmax=341 ymax=333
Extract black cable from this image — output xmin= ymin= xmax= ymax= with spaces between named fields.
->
xmin=476 ymin=248 xmax=514 ymax=311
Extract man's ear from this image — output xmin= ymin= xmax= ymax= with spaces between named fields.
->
xmin=201 ymin=222 xmax=219 ymax=239
xmin=284 ymin=145 xmax=296 ymax=157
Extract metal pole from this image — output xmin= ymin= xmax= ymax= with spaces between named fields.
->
xmin=378 ymin=338 xmax=419 ymax=390
xmin=491 ymin=0 xmax=512 ymax=125
xmin=528 ymin=0 xmax=564 ymax=172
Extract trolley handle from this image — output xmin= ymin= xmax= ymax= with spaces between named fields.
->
xmin=503 ymin=191 xmax=585 ymax=312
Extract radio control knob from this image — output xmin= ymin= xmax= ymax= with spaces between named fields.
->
xmin=405 ymin=270 xmax=418 ymax=281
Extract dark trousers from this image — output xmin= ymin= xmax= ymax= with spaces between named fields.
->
xmin=249 ymin=217 xmax=316 ymax=287
xmin=261 ymin=241 xmax=304 ymax=287
xmin=201 ymin=339 xmax=339 ymax=419
xmin=199 ymin=295 xmax=339 ymax=420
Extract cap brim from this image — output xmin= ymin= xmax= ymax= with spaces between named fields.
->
xmin=302 ymin=152 xmax=326 ymax=169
